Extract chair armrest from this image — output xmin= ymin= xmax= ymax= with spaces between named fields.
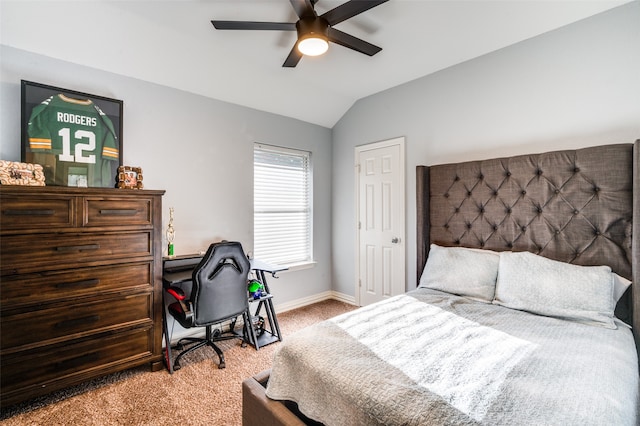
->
xmin=166 ymin=286 xmax=186 ymax=301
xmin=166 ymin=286 xmax=194 ymax=327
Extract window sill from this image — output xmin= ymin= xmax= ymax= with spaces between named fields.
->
xmin=280 ymin=261 xmax=317 ymax=273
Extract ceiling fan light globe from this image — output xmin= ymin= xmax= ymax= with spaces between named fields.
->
xmin=298 ymin=37 xmax=329 ymax=56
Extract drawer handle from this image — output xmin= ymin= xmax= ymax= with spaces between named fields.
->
xmin=3 ymin=209 xmax=55 ymax=216
xmin=56 ymin=244 xmax=100 ymax=252
xmin=56 ymin=278 xmax=100 ymax=289
xmin=55 ymin=314 xmax=101 ymax=329
xmin=99 ymin=209 xmax=138 ymax=216
xmin=56 ymin=352 xmax=100 ymax=370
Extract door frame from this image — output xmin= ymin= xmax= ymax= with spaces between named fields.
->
xmin=354 ymin=136 xmax=406 ymax=306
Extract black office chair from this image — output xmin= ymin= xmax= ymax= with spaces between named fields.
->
xmin=164 ymin=241 xmax=256 ymax=370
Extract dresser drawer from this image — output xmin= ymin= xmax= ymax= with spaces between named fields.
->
xmin=84 ymin=197 xmax=153 ymax=227
xmin=0 ymin=195 xmax=74 ymax=230
xmin=1 ymin=293 xmax=153 ymax=350
xmin=1 ymin=231 xmax=152 ymax=276
xmin=1 ymin=262 xmax=152 ymax=308
xmin=1 ymin=327 xmax=154 ymax=405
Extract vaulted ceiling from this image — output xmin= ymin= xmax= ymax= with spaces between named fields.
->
xmin=0 ymin=0 xmax=630 ymax=127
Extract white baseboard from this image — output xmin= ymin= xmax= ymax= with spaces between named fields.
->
xmin=272 ymin=290 xmax=357 ymax=314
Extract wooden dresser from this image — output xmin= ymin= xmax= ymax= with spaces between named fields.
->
xmin=0 ymin=186 xmax=165 ymax=407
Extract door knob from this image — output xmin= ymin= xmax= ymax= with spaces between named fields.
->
xmin=391 ymin=237 xmax=400 ymax=244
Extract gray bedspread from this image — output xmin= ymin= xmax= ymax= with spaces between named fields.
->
xmin=266 ymin=288 xmax=639 ymax=425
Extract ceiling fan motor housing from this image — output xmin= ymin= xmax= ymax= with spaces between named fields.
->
xmin=296 ymin=17 xmax=329 ymax=41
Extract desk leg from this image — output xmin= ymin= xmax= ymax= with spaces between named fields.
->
xmin=257 ymin=270 xmax=270 ymax=293
xmin=264 ymin=298 xmax=282 ymax=343
xmin=162 ymin=294 xmax=174 ymax=374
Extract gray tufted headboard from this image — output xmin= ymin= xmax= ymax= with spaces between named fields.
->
xmin=417 ymin=142 xmax=639 ymax=344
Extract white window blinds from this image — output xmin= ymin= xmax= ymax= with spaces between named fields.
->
xmin=254 ymin=144 xmax=312 ymax=266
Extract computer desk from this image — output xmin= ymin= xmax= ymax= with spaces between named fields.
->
xmin=162 ymin=254 xmax=286 ymax=371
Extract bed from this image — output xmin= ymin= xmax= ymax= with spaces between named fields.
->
xmin=242 ymin=142 xmax=639 ymax=426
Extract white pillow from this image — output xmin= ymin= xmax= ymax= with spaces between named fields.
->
xmin=613 ymin=273 xmax=631 ymax=303
xmin=494 ymin=251 xmax=616 ymax=329
xmin=419 ymin=244 xmax=500 ymax=302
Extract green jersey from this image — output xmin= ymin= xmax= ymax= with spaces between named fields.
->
xmin=27 ymin=94 xmax=119 ymax=187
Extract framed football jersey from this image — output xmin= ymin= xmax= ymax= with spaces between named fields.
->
xmin=21 ymin=80 xmax=123 ymax=187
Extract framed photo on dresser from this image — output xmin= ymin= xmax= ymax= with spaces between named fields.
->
xmin=117 ymin=165 xmax=144 ymax=189
xmin=20 ymin=80 xmax=123 ymax=187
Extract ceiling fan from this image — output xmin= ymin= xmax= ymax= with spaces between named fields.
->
xmin=211 ymin=0 xmax=389 ymax=67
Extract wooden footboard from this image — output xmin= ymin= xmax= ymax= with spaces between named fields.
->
xmin=242 ymin=369 xmax=320 ymax=426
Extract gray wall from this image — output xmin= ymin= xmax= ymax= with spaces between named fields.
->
xmin=2 ymin=2 xmax=639 ymax=308
xmin=0 ymin=46 xmax=333 ymax=308
xmin=331 ymin=2 xmax=640 ymax=298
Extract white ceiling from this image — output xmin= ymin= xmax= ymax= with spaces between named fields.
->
xmin=0 ymin=0 xmax=631 ymax=128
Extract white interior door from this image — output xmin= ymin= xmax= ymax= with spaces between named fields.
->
xmin=356 ymin=137 xmax=405 ymax=306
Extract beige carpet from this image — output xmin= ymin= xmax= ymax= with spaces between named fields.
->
xmin=0 ymin=299 xmax=357 ymax=426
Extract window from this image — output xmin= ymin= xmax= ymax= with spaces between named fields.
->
xmin=254 ymin=144 xmax=312 ymax=266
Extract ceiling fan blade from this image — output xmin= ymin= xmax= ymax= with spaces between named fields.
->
xmin=211 ymin=21 xmax=296 ymax=31
xmin=283 ymin=45 xmax=303 ymax=67
xmin=327 ymin=27 xmax=381 ymax=56
xmin=289 ymin=0 xmax=316 ymax=19
xmin=321 ymin=0 xmax=388 ymax=26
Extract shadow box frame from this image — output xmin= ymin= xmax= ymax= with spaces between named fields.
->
xmin=20 ymin=80 xmax=124 ymax=188
xmin=117 ymin=166 xmax=144 ymax=189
